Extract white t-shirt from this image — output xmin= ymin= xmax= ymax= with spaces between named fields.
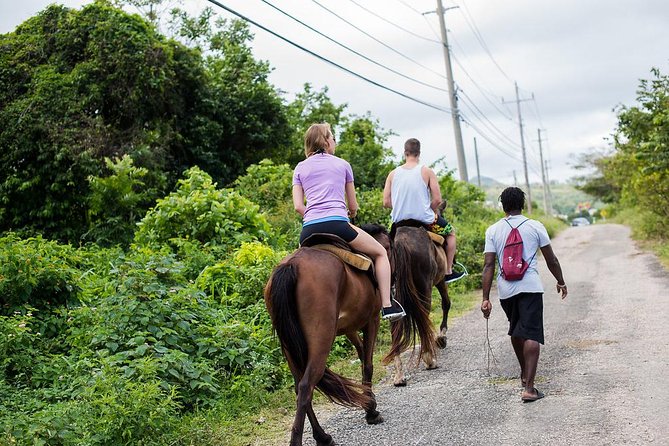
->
xmin=484 ymin=214 xmax=551 ymax=299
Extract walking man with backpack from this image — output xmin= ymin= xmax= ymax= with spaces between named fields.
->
xmin=481 ymin=186 xmax=568 ymax=402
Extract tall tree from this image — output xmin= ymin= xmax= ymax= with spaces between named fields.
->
xmin=0 ymin=1 xmax=290 ymax=242
xmin=336 ymin=115 xmax=397 ymax=190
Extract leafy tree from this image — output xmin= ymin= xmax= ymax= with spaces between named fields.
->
xmin=336 ymin=115 xmax=397 ymax=190
xmin=0 ymin=2 xmax=290 ymax=242
xmin=281 ymin=84 xmax=346 ymax=166
xmin=572 ymin=149 xmax=624 ymax=204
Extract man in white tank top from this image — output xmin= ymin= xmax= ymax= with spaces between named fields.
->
xmin=383 ymin=138 xmax=464 ymax=282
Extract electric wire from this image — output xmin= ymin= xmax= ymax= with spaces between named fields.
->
xmin=259 ymin=0 xmax=449 ymax=93
xmin=460 ymin=111 xmax=523 ymax=163
xmin=203 ymin=0 xmax=453 ymax=114
xmin=448 ymin=36 xmax=514 ymax=120
xmin=310 ymin=0 xmax=448 ymax=81
xmin=458 ymin=88 xmax=523 ymax=151
xmin=454 ymin=0 xmax=513 ymax=83
xmin=346 ymin=0 xmax=441 ymax=44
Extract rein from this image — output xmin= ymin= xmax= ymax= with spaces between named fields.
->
xmin=484 ymin=318 xmax=500 ymax=376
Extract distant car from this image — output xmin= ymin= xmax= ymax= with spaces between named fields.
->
xmin=571 ymin=217 xmax=591 ymax=227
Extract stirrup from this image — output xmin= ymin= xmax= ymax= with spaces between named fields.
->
xmin=454 ymin=261 xmax=468 ymax=276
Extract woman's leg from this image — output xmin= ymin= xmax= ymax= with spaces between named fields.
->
xmin=348 ymin=225 xmax=392 ymax=308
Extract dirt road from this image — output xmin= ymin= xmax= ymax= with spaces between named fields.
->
xmin=302 ymin=223 xmax=669 ymax=445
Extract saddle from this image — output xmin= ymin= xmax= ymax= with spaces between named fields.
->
xmin=391 ymin=219 xmax=445 ymax=246
xmin=301 ymin=233 xmax=373 ymax=271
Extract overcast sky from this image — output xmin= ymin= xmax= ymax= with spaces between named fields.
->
xmin=3 ymin=0 xmax=669 ymax=185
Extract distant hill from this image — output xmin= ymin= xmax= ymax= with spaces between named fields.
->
xmin=471 ymin=175 xmax=505 ymax=189
xmin=474 ymin=179 xmax=602 ymax=216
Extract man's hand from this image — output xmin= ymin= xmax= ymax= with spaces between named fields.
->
xmin=481 ymin=299 xmax=492 ymax=319
xmin=556 ymin=283 xmax=568 ymax=299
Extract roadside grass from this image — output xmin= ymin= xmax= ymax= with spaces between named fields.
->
xmin=610 ymin=207 xmax=669 ymax=270
xmin=223 ymin=288 xmax=480 ymax=445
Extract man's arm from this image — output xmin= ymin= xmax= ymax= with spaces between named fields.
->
xmin=424 ymin=166 xmax=443 ymax=211
xmin=382 ymin=171 xmax=394 ymax=209
xmin=540 ymin=244 xmax=568 ymax=299
xmin=481 ymin=252 xmax=496 ymax=318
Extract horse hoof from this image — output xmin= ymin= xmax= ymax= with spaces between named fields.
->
xmin=393 ymin=379 xmax=407 ymax=387
xmin=366 ymin=413 xmax=384 ymax=425
xmin=436 ymin=336 xmax=447 ymax=349
xmin=425 ymin=363 xmax=439 ymax=370
xmin=316 ymin=435 xmax=335 ymax=446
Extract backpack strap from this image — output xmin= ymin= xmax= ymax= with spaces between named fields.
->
xmin=504 ymin=217 xmax=530 ymax=229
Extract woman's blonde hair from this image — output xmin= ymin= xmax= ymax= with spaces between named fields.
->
xmin=303 ymin=123 xmax=332 ymax=157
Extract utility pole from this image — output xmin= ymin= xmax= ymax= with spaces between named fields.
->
xmin=435 ymin=0 xmax=468 ymax=182
xmin=504 ymin=82 xmax=533 ymax=213
xmin=473 ymin=137 xmax=481 ymax=188
xmin=513 ymin=170 xmax=518 ymax=186
xmin=537 ymin=129 xmax=549 ymax=215
xmin=544 ymin=159 xmax=553 ymax=214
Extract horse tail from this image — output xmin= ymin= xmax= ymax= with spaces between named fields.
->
xmin=265 ymin=260 xmax=373 ymax=410
xmin=265 ymin=262 xmax=308 ymax=370
xmin=384 ymin=236 xmax=436 ymax=363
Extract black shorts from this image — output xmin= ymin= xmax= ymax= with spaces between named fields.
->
xmin=500 ymin=292 xmax=544 ymax=344
xmin=299 ymin=220 xmax=358 ymax=245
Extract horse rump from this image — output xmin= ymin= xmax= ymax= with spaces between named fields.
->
xmin=264 ymin=257 xmax=373 ymax=410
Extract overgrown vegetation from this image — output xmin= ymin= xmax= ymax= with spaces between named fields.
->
xmin=0 ymin=1 xmax=572 ymax=445
xmin=574 ymin=67 xmax=669 ymax=262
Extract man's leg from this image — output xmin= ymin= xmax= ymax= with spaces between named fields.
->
xmin=521 ymin=338 xmax=541 ymax=400
xmin=510 ymin=336 xmax=526 ymax=385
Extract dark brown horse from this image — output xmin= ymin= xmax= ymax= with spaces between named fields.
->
xmin=264 ymin=240 xmax=384 ymax=446
xmin=369 ymin=224 xmax=452 ymax=386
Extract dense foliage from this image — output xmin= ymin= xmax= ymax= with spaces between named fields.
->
xmin=575 ymin=67 xmax=669 ymax=238
xmin=0 ymin=2 xmax=509 ymax=445
xmin=0 ymin=1 xmax=290 ymax=242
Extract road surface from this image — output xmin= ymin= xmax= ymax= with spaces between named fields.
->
xmin=298 ymin=223 xmax=669 ymax=445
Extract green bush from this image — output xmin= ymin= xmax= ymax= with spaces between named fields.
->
xmin=0 ymin=234 xmax=81 ymax=316
xmin=135 ymin=167 xmax=270 ymax=248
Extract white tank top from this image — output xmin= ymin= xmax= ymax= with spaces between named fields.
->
xmin=390 ymin=164 xmax=435 ymax=224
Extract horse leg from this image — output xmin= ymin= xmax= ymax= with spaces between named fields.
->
xmin=306 ymin=406 xmax=334 ymax=446
xmin=360 ymin=323 xmax=383 ymax=424
xmin=435 ymin=281 xmax=450 ymax=350
xmin=422 ymin=350 xmax=438 ymax=370
xmin=291 ymin=353 xmax=332 ymax=446
xmin=393 ymin=354 xmax=407 ymax=386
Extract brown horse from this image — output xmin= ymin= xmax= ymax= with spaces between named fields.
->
xmin=368 ymin=224 xmax=452 ymax=386
xmin=264 ymin=238 xmax=384 ymax=446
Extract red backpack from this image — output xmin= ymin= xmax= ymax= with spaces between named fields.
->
xmin=500 ymin=219 xmax=535 ymax=281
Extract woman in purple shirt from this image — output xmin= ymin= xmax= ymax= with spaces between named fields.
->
xmin=292 ymin=123 xmax=405 ymax=321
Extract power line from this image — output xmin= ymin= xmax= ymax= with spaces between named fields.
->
xmin=454 ymin=0 xmax=513 ymax=83
xmin=346 ymin=0 xmax=442 ymax=44
xmin=460 ymin=111 xmax=523 ymax=162
xmin=310 ymin=0 xmax=447 ymax=81
xmin=203 ymin=0 xmax=453 ymax=114
xmin=458 ymin=88 xmax=523 ymax=150
xmin=259 ymin=0 xmax=449 ymax=93
xmin=447 ymin=35 xmax=514 ymax=120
